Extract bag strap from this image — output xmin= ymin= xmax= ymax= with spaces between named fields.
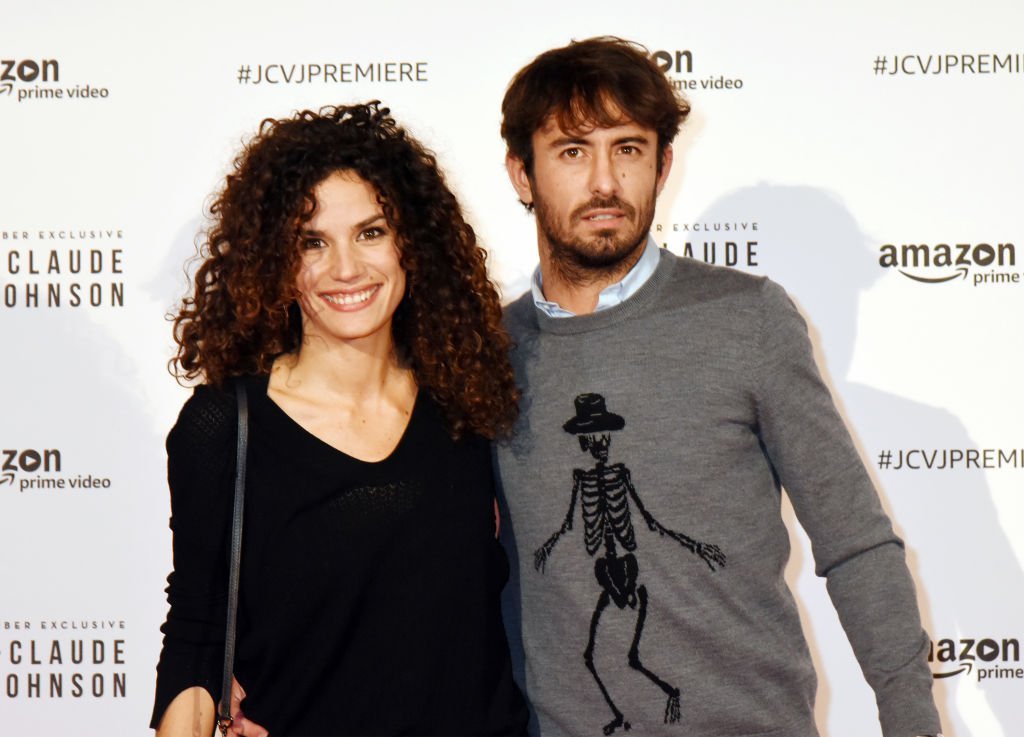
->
xmin=217 ymin=381 xmax=249 ymax=735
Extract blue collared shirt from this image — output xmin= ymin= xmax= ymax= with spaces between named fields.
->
xmin=531 ymin=235 xmax=661 ymax=317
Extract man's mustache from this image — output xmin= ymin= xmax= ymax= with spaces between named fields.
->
xmin=571 ymin=197 xmax=636 ymax=222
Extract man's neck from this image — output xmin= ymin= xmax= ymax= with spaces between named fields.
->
xmin=538 ymin=237 xmax=647 ymax=316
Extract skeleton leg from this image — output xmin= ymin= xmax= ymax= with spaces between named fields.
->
xmin=584 ymin=590 xmax=631 ymax=735
xmin=626 ymin=585 xmax=681 ymax=723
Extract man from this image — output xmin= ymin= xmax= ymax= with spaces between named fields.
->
xmin=495 ymin=36 xmax=942 ymax=737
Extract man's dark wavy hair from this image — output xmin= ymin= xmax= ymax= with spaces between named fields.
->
xmin=501 ymin=36 xmax=690 ymax=174
xmin=172 ymin=102 xmax=518 ymax=439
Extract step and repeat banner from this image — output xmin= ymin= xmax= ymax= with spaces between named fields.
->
xmin=2 ymin=1 xmax=1021 ymax=735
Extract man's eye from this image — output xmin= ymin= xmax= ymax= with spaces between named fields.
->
xmin=620 ymin=145 xmax=637 ymax=155
xmin=562 ymin=147 xmax=582 ymax=159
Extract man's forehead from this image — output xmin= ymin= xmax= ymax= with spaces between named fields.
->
xmin=536 ymin=114 xmax=651 ymax=140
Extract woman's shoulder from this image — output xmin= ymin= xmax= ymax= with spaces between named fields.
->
xmin=170 ymin=383 xmax=236 ymax=445
xmin=166 ymin=376 xmax=265 ymax=458
xmin=410 ymin=389 xmax=492 ymax=457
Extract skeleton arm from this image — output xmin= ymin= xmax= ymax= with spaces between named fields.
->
xmin=623 ymin=469 xmax=726 ymax=571
xmin=534 ymin=470 xmax=582 ymax=573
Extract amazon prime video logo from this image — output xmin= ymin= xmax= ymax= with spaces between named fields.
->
xmin=879 ymin=241 xmax=1018 ymax=286
xmin=0 ymin=447 xmax=111 ymax=492
xmin=930 ymin=637 xmax=1023 ymax=682
xmin=1 ymin=448 xmax=61 ymax=487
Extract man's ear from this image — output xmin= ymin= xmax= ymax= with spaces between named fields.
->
xmin=505 ymin=153 xmax=534 ymax=208
xmin=655 ymin=145 xmax=674 ymax=196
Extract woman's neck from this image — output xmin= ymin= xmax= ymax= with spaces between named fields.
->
xmin=274 ymin=334 xmax=414 ymax=408
xmin=267 ymin=335 xmax=419 ymax=463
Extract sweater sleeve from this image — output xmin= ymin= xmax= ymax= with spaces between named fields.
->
xmin=150 ymin=384 xmax=237 ymax=729
xmin=752 ymin=279 xmax=941 ymax=737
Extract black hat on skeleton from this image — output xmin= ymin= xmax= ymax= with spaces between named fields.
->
xmin=563 ymin=393 xmax=626 ymax=435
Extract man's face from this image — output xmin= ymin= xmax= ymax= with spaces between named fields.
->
xmin=507 ymin=114 xmax=672 ymax=279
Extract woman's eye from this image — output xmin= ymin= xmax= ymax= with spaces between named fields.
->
xmin=358 ymin=226 xmax=386 ymax=241
xmin=303 ymin=237 xmax=325 ymax=250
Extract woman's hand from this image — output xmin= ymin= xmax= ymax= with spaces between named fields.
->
xmin=227 ymin=677 xmax=270 ymax=737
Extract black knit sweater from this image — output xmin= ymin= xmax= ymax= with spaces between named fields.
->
xmin=151 ymin=374 xmax=527 ymax=735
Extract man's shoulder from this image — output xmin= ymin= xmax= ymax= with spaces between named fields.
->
xmin=501 ymin=291 xmax=538 ymax=339
xmin=662 ymin=249 xmax=766 ymax=293
xmin=657 ymin=250 xmax=770 ymax=309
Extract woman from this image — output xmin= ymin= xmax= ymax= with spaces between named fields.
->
xmin=152 ymin=102 xmax=527 ymax=736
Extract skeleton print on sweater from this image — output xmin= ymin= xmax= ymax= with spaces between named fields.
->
xmin=534 ymin=393 xmax=725 ymax=735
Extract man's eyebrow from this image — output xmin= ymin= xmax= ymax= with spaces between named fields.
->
xmin=546 ymin=134 xmax=652 ymax=148
xmin=548 ymin=135 xmax=589 ymax=148
xmin=613 ymin=135 xmax=652 ymax=146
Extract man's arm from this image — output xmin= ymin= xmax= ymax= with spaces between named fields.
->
xmin=752 ymin=279 xmax=941 ymax=737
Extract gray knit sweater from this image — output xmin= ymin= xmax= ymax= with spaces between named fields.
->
xmin=495 ymin=249 xmax=941 ymax=737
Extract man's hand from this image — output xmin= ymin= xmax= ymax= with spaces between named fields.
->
xmin=226 ymin=677 xmax=269 ymax=737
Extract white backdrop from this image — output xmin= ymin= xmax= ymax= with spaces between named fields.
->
xmin=2 ymin=1 xmax=1021 ymax=735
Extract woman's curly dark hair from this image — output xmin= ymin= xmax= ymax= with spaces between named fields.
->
xmin=172 ymin=102 xmax=518 ymax=439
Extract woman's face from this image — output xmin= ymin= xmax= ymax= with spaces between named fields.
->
xmin=294 ymin=171 xmax=406 ymax=350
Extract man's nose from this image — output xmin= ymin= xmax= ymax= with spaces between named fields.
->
xmin=588 ymin=151 xmax=620 ymax=197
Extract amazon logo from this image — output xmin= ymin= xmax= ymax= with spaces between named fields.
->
xmin=1 ymin=449 xmax=62 ymax=489
xmin=879 ymin=241 xmax=1017 ymax=285
xmin=0 ymin=59 xmax=59 ymax=95
xmin=929 ymin=637 xmax=1022 ymax=681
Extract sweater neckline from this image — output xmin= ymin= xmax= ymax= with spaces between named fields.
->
xmin=532 ymin=248 xmax=677 ymax=335
xmin=244 ymin=373 xmax=423 ymax=466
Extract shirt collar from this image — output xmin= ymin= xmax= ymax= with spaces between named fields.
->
xmin=531 ymin=235 xmax=660 ymax=318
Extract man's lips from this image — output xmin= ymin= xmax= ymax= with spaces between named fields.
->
xmin=572 ymin=198 xmax=635 ymax=223
xmin=580 ymin=209 xmax=626 ymax=222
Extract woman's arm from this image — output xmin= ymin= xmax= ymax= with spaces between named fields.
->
xmin=155 ymin=686 xmax=216 ymax=737
xmin=152 ymin=385 xmax=238 ymax=730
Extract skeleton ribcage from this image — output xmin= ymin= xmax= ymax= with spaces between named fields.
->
xmin=578 ymin=464 xmax=637 ymax=556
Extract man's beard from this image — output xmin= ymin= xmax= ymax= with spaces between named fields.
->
xmin=535 ymin=191 xmax=656 ymax=287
